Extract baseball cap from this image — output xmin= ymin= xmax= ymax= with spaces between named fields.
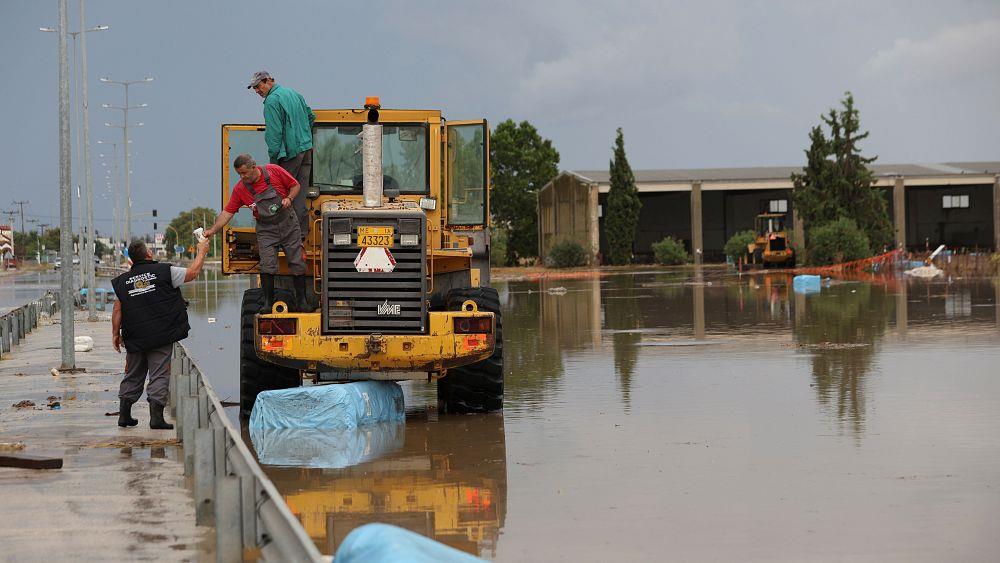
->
xmin=247 ymin=70 xmax=272 ymax=89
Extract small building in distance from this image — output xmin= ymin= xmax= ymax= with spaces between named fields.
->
xmin=538 ymin=162 xmax=1000 ymax=264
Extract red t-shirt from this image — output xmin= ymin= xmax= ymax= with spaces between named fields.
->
xmin=224 ymin=164 xmax=298 ymax=215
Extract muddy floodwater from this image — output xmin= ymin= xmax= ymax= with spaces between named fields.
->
xmin=5 ymin=268 xmax=1000 ymax=560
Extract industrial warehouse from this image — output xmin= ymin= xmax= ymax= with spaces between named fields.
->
xmin=539 ymin=162 xmax=1000 ymax=264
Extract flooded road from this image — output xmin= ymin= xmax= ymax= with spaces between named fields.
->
xmin=6 ymin=267 xmax=1000 ymax=560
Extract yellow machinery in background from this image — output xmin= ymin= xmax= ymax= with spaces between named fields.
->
xmin=749 ymin=212 xmax=796 ymax=269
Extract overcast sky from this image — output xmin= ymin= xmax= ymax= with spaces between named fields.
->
xmin=2 ymin=0 xmax=998 ymax=235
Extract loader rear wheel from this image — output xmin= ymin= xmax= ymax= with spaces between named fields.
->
xmin=239 ymin=288 xmax=300 ymax=418
xmin=437 ymin=287 xmax=504 ymax=413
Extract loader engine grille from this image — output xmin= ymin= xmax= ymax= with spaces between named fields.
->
xmin=322 ymin=213 xmax=427 ymax=334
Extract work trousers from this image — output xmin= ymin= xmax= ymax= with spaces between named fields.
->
xmin=277 ymin=148 xmax=313 ymax=237
xmin=119 ymin=343 xmax=172 ymax=406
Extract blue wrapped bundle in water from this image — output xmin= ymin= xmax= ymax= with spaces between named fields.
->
xmin=249 ymin=381 xmax=404 ymax=429
xmin=334 ymin=523 xmax=486 ymax=563
xmin=250 ymin=423 xmax=404 ymax=468
xmin=792 ymin=274 xmax=822 ymax=294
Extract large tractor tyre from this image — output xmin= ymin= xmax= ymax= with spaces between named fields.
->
xmin=239 ymin=288 xmax=301 ymax=418
xmin=437 ymin=287 xmax=504 ymax=413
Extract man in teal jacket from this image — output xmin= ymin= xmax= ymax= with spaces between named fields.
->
xmin=248 ymin=70 xmax=315 ymax=236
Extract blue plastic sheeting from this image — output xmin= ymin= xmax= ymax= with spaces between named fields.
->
xmin=249 ymin=381 xmax=405 ymax=429
xmin=334 ymin=523 xmax=486 ymax=563
xmin=250 ymin=423 xmax=404 ymax=468
xmin=792 ymin=274 xmax=822 ymax=294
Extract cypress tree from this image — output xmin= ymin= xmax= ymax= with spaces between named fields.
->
xmin=792 ymin=92 xmax=892 ymax=252
xmin=605 ymin=128 xmax=642 ymax=265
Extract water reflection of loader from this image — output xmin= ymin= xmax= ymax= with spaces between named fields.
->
xmin=257 ymin=413 xmax=507 ymax=558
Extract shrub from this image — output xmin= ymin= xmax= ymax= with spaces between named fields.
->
xmin=546 ymin=240 xmax=588 ymax=268
xmin=651 ymin=236 xmax=690 ymax=265
xmin=724 ymin=230 xmax=757 ymax=262
xmin=807 ymin=218 xmax=871 ymax=266
xmin=490 ymin=226 xmax=510 ymax=267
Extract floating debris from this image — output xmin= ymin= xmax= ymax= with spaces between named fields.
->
xmin=86 ymin=437 xmax=181 ymax=449
xmin=904 ymin=265 xmax=943 ymax=278
xmin=12 ymin=400 xmax=36 ymax=409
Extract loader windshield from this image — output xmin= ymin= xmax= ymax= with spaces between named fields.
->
xmin=312 ymin=124 xmax=429 ymax=194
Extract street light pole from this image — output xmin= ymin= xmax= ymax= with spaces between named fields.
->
xmin=101 ymin=76 xmax=152 ymax=250
xmin=41 ymin=13 xmax=108 ymax=322
xmin=80 ymin=0 xmax=99 ymax=321
xmin=57 ymin=0 xmax=75 ymax=369
xmin=98 ymin=139 xmax=126 ymax=261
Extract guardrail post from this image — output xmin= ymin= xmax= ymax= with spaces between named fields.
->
xmin=182 ymin=393 xmax=199 ymax=475
xmin=199 ymin=390 xmax=210 ymax=430
xmin=213 ymin=427 xmax=226 ymax=478
xmin=1 ymin=317 xmax=8 ymax=355
xmin=169 ymin=348 xmax=180 ymax=418
xmin=241 ymin=476 xmax=258 ymax=550
xmin=19 ymin=309 xmax=26 ymax=338
xmin=194 ymin=428 xmax=216 ymax=526
xmin=11 ymin=311 xmax=20 ymax=346
xmin=215 ymin=475 xmax=243 ymax=563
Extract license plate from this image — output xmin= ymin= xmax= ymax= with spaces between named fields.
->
xmin=357 ymin=226 xmax=394 ymax=247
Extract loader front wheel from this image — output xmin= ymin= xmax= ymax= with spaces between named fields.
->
xmin=239 ymin=288 xmax=300 ymax=418
xmin=438 ymin=287 xmax=504 ymax=413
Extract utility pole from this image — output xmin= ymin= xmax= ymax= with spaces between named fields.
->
xmin=41 ymin=9 xmax=108 ymax=322
xmin=80 ymin=0 xmax=97 ymax=321
xmin=102 ymin=76 xmax=152 ymax=249
xmin=58 ymin=0 xmax=75 ymax=370
xmin=12 ymin=200 xmax=28 ymax=235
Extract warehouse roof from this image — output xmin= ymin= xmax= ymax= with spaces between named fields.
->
xmin=568 ymin=162 xmax=1000 ymax=185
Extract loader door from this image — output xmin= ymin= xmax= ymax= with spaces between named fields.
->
xmin=221 ymin=124 xmax=267 ymax=274
xmin=444 ymin=120 xmax=489 ymax=228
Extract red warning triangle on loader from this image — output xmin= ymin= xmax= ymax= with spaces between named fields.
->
xmin=354 ymin=246 xmax=397 ymax=273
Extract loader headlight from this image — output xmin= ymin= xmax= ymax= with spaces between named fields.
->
xmin=400 ymin=234 xmax=419 ymax=246
xmin=332 ymin=233 xmax=351 ymax=246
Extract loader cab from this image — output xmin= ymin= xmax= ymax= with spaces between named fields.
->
xmin=219 ymin=104 xmax=490 ymax=278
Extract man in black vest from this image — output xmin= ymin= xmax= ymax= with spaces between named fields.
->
xmin=111 ymin=238 xmax=209 ymax=429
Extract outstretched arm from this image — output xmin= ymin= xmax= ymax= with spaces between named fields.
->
xmin=203 ymin=211 xmax=234 ymax=238
xmin=184 ymin=238 xmax=211 ymax=283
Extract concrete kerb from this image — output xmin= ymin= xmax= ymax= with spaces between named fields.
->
xmin=172 ymin=342 xmax=324 ymax=563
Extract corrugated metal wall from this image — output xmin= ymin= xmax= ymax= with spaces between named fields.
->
xmin=538 ymin=174 xmax=599 ymax=264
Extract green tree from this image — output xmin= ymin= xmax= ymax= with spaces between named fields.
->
xmin=792 ymin=92 xmax=892 ymax=254
xmin=490 ymin=120 xmax=560 ymax=265
xmin=605 ymin=128 xmax=642 ymax=265
xmin=165 ymin=207 xmax=219 ymax=258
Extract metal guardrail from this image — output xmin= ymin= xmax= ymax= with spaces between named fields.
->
xmin=0 ymin=293 xmax=58 ymax=359
xmin=169 ymin=343 xmax=326 ymax=563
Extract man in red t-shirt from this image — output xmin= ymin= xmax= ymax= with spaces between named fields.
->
xmin=204 ymin=153 xmax=309 ymax=312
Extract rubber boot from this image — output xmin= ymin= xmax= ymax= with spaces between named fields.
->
xmin=292 ymin=275 xmax=311 ymax=312
xmin=149 ymin=401 xmax=174 ymax=430
xmin=260 ymin=273 xmax=275 ymax=314
xmin=117 ymin=398 xmax=139 ymax=427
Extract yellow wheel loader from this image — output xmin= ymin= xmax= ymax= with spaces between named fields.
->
xmin=748 ymin=212 xmax=796 ymax=269
xmin=220 ymin=98 xmax=501 ymax=417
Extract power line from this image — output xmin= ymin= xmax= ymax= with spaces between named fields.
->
xmin=12 ymin=200 xmax=29 ymax=234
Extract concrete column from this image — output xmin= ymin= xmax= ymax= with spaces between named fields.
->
xmin=993 ymin=175 xmax=999 ymax=252
xmin=690 ymin=182 xmax=703 ymax=264
xmin=589 ymin=183 xmax=600 ymax=265
xmin=893 ymin=176 xmax=906 ymax=250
